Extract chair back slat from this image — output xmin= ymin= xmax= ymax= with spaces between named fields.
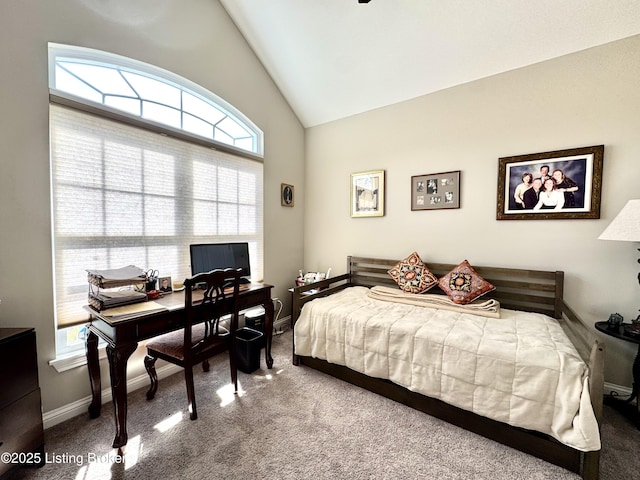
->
xmin=183 ymin=268 xmax=242 ymax=360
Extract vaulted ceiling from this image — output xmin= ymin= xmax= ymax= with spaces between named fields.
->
xmin=220 ymin=0 xmax=640 ymax=128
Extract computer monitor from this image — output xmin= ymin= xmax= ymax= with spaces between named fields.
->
xmin=189 ymin=242 xmax=251 ymax=282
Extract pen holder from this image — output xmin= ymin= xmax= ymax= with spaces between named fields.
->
xmin=146 ymin=278 xmax=157 ymax=292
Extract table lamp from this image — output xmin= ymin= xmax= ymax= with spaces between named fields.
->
xmin=598 ymin=199 xmax=640 ymax=323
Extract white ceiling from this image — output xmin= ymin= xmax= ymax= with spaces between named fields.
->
xmin=220 ymin=0 xmax=640 ymax=128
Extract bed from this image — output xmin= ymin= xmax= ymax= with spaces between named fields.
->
xmin=291 ymin=256 xmax=604 ymax=480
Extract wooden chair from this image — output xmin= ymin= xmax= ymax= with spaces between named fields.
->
xmin=144 ymin=268 xmax=242 ymax=420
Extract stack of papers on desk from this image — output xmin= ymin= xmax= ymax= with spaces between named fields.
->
xmin=87 ymin=265 xmax=147 ymax=289
xmin=88 ymin=289 xmax=148 ymax=311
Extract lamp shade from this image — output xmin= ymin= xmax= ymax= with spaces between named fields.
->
xmin=598 ymin=199 xmax=640 ymax=241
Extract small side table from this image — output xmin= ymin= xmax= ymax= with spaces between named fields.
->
xmin=595 ymin=321 xmax=640 ymax=428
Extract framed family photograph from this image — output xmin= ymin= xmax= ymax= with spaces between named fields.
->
xmin=496 ymin=145 xmax=604 ymax=220
xmin=351 ymin=170 xmax=385 ymax=217
xmin=411 ymin=170 xmax=461 ymax=210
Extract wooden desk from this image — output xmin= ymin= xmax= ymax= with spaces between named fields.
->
xmin=85 ymin=283 xmax=274 ymax=449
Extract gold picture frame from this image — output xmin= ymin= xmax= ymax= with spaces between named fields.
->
xmin=281 ymin=183 xmax=294 ymax=207
xmin=496 ymin=145 xmax=604 ymax=220
xmin=351 ymin=170 xmax=385 ymax=217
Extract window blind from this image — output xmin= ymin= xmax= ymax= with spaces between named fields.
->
xmin=50 ymin=104 xmax=263 ymax=328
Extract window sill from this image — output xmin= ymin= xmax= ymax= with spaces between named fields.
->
xmin=49 ymin=345 xmax=107 ymax=373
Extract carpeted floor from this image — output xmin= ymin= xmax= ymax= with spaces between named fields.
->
xmin=7 ymin=330 xmax=639 ymax=480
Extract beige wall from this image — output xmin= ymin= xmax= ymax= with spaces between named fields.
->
xmin=1 ymin=0 xmax=637 ymax=416
xmin=0 ymin=0 xmax=305 ymax=412
xmin=305 ymin=35 xmax=640 ymax=387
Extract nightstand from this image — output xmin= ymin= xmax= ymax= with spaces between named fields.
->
xmin=595 ymin=321 xmax=640 ymax=428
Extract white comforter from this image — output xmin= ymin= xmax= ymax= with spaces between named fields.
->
xmin=294 ymin=286 xmax=600 ymax=451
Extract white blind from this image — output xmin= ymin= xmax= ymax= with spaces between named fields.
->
xmin=50 ymin=104 xmax=263 ymax=328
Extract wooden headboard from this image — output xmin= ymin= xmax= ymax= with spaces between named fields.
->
xmin=347 ymin=256 xmax=564 ymax=318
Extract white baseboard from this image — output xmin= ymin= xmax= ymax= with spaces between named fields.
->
xmin=603 ymin=382 xmax=633 ymax=399
xmin=273 ymin=315 xmax=291 ymax=334
xmin=42 ymin=363 xmax=182 ymax=430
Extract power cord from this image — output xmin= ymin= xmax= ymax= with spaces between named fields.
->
xmin=272 ymin=298 xmax=286 ymax=336
xmin=274 ymin=298 xmax=283 ymax=322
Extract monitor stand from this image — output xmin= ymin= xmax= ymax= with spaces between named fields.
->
xmin=223 ymin=277 xmax=251 ymax=289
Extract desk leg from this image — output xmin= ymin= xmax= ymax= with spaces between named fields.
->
xmin=106 ymin=341 xmax=137 ymax=449
xmin=86 ymin=329 xmax=101 ymax=419
xmin=264 ymin=297 xmax=274 ymax=369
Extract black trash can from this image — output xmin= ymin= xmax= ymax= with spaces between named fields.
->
xmin=235 ymin=327 xmax=263 ymax=374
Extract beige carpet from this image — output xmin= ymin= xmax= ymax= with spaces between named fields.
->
xmin=7 ymin=331 xmax=639 ymax=480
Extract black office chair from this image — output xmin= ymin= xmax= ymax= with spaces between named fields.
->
xmin=144 ymin=268 xmax=242 ymax=420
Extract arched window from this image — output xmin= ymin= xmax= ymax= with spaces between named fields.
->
xmin=48 ymin=44 xmax=264 ymax=361
xmin=49 ymin=43 xmax=263 ymax=156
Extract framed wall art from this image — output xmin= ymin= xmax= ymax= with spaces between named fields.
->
xmin=496 ymin=145 xmax=603 ymax=220
xmin=351 ymin=170 xmax=385 ymax=217
xmin=411 ymin=170 xmax=460 ymax=210
xmin=281 ymin=183 xmax=294 ymax=207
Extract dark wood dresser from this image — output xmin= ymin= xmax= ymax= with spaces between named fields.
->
xmin=0 ymin=328 xmax=45 ymax=476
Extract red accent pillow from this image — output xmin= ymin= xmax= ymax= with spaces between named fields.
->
xmin=438 ymin=260 xmax=495 ymax=304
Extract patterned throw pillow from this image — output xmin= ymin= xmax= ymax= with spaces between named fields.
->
xmin=438 ymin=260 xmax=495 ymax=304
xmin=388 ymin=252 xmax=438 ymax=294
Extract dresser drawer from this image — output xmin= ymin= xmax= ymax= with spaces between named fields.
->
xmin=0 ymin=389 xmax=44 ymax=476
xmin=0 ymin=329 xmax=38 ymax=410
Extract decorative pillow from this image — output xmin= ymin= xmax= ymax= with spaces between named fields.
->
xmin=438 ymin=260 xmax=495 ymax=305
xmin=388 ymin=252 xmax=438 ymax=294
